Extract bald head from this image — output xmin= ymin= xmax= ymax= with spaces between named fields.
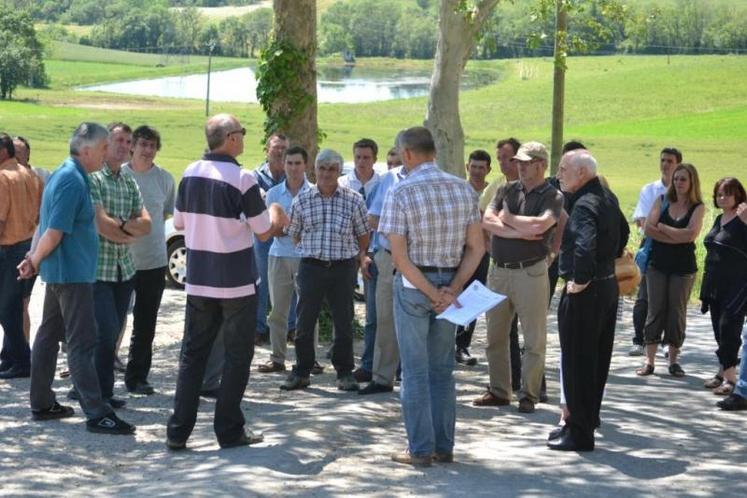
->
xmin=205 ymin=113 xmax=244 ymax=156
xmin=557 ymin=150 xmax=598 ymax=193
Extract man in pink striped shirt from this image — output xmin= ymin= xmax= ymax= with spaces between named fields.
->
xmin=166 ymin=114 xmax=286 ymax=450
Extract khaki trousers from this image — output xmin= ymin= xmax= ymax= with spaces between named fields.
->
xmin=268 ymin=255 xmax=318 ymax=365
xmin=372 ymin=249 xmax=399 ymax=386
xmin=485 ymin=260 xmax=549 ymax=403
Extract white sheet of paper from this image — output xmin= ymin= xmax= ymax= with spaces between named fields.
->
xmin=436 ymin=281 xmax=506 ymax=327
xmin=401 ymin=275 xmax=417 ymax=289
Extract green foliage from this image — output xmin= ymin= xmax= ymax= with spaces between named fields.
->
xmin=0 ymin=11 xmax=47 ymax=99
xmin=256 ymin=38 xmax=315 ymax=143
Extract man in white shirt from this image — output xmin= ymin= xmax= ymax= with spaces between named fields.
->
xmin=629 ymin=147 xmax=681 ymax=355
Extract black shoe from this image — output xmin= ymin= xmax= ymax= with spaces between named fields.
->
xmin=166 ymin=438 xmax=187 ymax=451
xmin=219 ymin=430 xmax=264 ymax=449
xmin=311 ymin=361 xmax=324 ymax=376
xmin=518 ymin=397 xmax=535 ymax=413
xmin=455 ymin=348 xmax=477 ymax=366
xmin=32 ymin=402 xmax=75 ymax=421
xmin=106 ymin=397 xmax=127 ymax=409
xmin=199 ymin=388 xmax=220 ymax=399
xmin=280 ymin=373 xmax=310 ymax=391
xmin=547 ymin=424 xmax=568 ymax=441
xmin=127 ymin=381 xmax=155 ymax=396
xmin=0 ymin=366 xmax=30 ymax=379
xmin=353 ymin=368 xmax=372 ymax=383
xmin=547 ymin=431 xmax=594 ymax=451
xmin=358 ymin=381 xmax=394 ymax=395
xmin=717 ymin=393 xmax=747 ymax=411
xmin=86 ymin=413 xmax=136 ymax=435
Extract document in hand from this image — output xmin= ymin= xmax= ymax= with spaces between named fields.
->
xmin=436 ymin=281 xmax=506 ymax=327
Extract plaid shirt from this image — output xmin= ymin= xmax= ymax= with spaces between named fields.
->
xmin=378 ymin=162 xmax=480 ymax=267
xmin=287 ymin=185 xmax=370 ymax=261
xmin=89 ymin=163 xmax=144 ymax=282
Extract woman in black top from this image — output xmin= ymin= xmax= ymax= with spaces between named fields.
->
xmin=700 ymin=177 xmax=747 ymax=395
xmin=637 ymin=163 xmax=705 ymax=377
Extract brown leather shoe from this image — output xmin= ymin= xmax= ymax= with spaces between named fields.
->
xmin=391 ymin=449 xmax=432 ymax=467
xmin=518 ymin=397 xmax=535 ymax=413
xmin=472 ymin=389 xmax=510 ymax=407
xmin=432 ymin=451 xmax=454 ymax=463
xmin=257 ymin=360 xmax=286 ymax=373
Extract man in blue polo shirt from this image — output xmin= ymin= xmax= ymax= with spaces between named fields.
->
xmin=20 ymin=123 xmax=135 ymax=435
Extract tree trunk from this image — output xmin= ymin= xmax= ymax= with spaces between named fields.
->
xmin=273 ymin=0 xmax=318 ymax=176
xmin=424 ymin=0 xmax=499 ymax=177
xmin=550 ymin=1 xmax=568 ymax=175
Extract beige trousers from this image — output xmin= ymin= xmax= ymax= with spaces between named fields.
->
xmin=485 ymin=260 xmax=549 ymax=403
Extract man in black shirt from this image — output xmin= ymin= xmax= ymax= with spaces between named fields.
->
xmin=549 ymin=150 xmax=629 ymax=451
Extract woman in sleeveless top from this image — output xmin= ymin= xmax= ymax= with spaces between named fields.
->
xmin=700 ymin=178 xmax=747 ymax=396
xmin=636 ymin=163 xmax=705 ymax=378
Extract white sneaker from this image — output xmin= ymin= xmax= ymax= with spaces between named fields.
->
xmin=628 ymin=344 xmax=644 ymax=356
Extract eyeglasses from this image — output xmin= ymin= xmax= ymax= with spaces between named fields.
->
xmin=227 ymin=128 xmax=246 ymax=137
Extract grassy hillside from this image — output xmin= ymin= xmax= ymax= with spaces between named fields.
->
xmin=3 ymin=50 xmax=745 ymax=215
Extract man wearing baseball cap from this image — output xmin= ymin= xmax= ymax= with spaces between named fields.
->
xmin=476 ymin=141 xmax=564 ymax=414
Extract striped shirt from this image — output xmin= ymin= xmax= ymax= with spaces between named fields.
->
xmin=378 ymin=161 xmax=480 ymax=267
xmin=174 ymin=153 xmax=271 ymax=299
xmin=287 ymin=185 xmax=369 ymax=261
xmin=89 ymin=162 xmax=143 ymax=282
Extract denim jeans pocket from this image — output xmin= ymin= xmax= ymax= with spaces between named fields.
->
xmin=396 ymin=283 xmax=432 ymax=318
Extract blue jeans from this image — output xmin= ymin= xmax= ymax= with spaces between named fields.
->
xmin=360 ymin=257 xmax=378 ymax=372
xmin=735 ymin=325 xmax=747 ymax=398
xmin=93 ymin=279 xmax=134 ymax=399
xmin=0 ymin=240 xmax=31 ymax=371
xmin=393 ymin=271 xmax=457 ymax=457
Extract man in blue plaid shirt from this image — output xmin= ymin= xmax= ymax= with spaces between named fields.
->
xmin=282 ymin=149 xmax=371 ymax=392
xmin=378 ymin=127 xmax=484 ymax=467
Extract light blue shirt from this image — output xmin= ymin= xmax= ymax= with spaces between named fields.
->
xmin=369 ymin=166 xmax=407 ymax=251
xmin=266 ymin=177 xmax=311 ymax=258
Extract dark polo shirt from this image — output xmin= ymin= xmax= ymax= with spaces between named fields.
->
xmin=489 ymin=180 xmax=564 ymax=264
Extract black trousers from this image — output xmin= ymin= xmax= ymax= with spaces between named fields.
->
xmin=456 ymin=253 xmax=490 ymax=350
xmin=709 ymin=297 xmax=745 ymax=370
xmin=294 ymin=259 xmax=357 ymax=378
xmin=632 ymin=274 xmax=648 ymax=346
xmin=558 ymin=277 xmax=618 ymax=441
xmin=125 ymin=267 xmax=167 ymax=389
xmin=167 ymin=294 xmax=256 ymax=445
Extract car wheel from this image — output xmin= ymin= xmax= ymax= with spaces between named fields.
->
xmin=166 ymin=237 xmax=187 ymax=289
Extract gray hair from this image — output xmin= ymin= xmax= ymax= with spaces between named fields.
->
xmin=564 ymin=149 xmax=598 ymax=176
xmin=205 ymin=113 xmax=237 ymax=151
xmin=69 ymin=122 xmax=109 ymax=156
xmin=315 ymin=148 xmax=343 ymax=172
xmin=397 ymin=126 xmax=435 ymax=155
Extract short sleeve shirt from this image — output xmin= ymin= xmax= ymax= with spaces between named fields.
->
xmin=39 ymin=157 xmax=98 ymax=284
xmin=489 ymin=180 xmax=564 ymax=264
xmin=89 ymin=162 xmax=144 ymax=281
xmin=266 ymin=178 xmax=311 ymax=258
xmin=378 ymin=162 xmax=480 ymax=267
xmin=286 ymin=186 xmax=369 ymax=261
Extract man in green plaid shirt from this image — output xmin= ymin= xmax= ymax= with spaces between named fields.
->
xmin=72 ymin=123 xmax=151 ymax=409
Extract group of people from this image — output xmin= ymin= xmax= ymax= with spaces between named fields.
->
xmin=629 ymin=148 xmax=747 ymax=409
xmin=1 ymin=116 xmax=745 ymax=463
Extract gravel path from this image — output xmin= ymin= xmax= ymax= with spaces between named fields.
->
xmin=1 ymin=282 xmax=746 ymax=497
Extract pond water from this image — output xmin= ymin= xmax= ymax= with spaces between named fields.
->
xmin=78 ymin=64 xmax=497 ymax=104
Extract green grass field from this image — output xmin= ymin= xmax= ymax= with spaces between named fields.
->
xmin=2 ymin=46 xmax=745 ymax=274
